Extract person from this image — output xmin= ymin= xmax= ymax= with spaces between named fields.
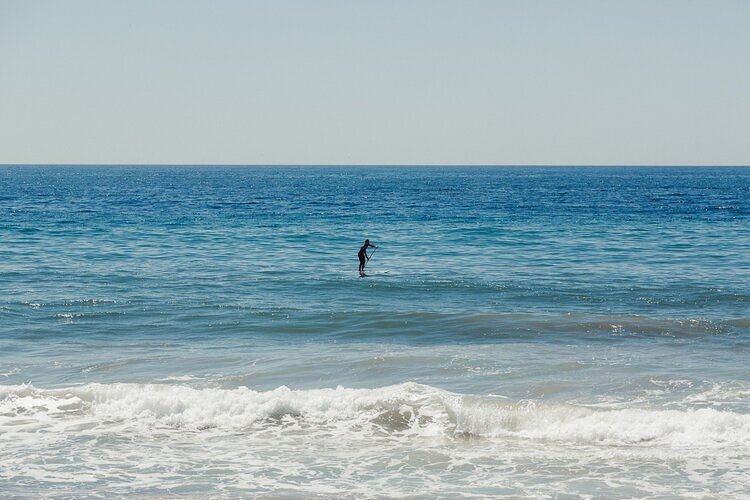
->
xmin=358 ymin=239 xmax=377 ymax=273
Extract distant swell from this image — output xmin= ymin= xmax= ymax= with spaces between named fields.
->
xmin=2 ymin=382 xmax=748 ymax=448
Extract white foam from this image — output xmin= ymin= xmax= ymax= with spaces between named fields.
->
xmin=682 ymin=383 xmax=750 ymax=407
xmin=154 ymin=375 xmax=201 ymax=382
xmin=1 ymin=382 xmax=749 ymax=449
xmin=0 ymin=368 xmax=21 ymax=378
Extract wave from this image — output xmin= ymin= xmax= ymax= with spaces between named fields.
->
xmin=227 ymin=310 xmax=750 ymax=339
xmin=6 ymin=297 xmax=748 ymax=339
xmin=1 ymin=382 xmax=748 ymax=448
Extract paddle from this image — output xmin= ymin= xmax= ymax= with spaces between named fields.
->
xmin=364 ymin=247 xmax=377 ymax=269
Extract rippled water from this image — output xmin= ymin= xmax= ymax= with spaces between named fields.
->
xmin=1 ymin=166 xmax=749 ymax=496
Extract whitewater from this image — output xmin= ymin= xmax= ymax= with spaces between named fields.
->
xmin=2 ymin=381 xmax=749 ymax=497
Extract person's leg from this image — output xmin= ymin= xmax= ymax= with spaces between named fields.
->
xmin=359 ymin=254 xmax=365 ymax=272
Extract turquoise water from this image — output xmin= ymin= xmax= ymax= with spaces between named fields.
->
xmin=1 ymin=166 xmax=749 ymax=496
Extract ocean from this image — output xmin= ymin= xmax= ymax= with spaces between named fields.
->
xmin=1 ymin=166 xmax=749 ymax=497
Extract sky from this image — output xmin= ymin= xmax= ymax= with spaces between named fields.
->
xmin=1 ymin=0 xmax=748 ymax=165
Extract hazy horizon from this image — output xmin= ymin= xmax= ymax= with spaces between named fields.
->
xmin=2 ymin=163 xmax=749 ymax=168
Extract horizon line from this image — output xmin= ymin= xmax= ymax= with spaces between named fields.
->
xmin=2 ymin=163 xmax=749 ymax=168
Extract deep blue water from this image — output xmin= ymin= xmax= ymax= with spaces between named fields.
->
xmin=1 ymin=166 xmax=749 ymax=496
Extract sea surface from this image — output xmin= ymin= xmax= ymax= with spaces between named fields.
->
xmin=1 ymin=166 xmax=749 ymax=497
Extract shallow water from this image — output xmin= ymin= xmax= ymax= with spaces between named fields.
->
xmin=1 ymin=166 xmax=749 ymax=496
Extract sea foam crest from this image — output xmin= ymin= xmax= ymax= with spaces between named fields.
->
xmin=1 ymin=382 xmax=748 ymax=448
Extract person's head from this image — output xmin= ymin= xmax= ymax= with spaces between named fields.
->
xmin=365 ymin=239 xmax=370 ymax=245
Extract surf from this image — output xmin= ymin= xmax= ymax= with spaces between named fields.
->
xmin=2 ymin=382 xmax=749 ymax=448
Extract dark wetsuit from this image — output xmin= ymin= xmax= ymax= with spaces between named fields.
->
xmin=358 ymin=242 xmax=375 ymax=272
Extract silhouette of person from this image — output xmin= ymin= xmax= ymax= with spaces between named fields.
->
xmin=358 ymin=239 xmax=377 ymax=273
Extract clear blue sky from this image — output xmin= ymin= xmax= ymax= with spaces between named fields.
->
xmin=1 ymin=0 xmax=748 ymax=165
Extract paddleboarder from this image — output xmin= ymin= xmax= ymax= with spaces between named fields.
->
xmin=358 ymin=239 xmax=378 ymax=273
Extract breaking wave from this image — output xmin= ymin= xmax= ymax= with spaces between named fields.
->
xmin=2 ymin=382 xmax=748 ymax=448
